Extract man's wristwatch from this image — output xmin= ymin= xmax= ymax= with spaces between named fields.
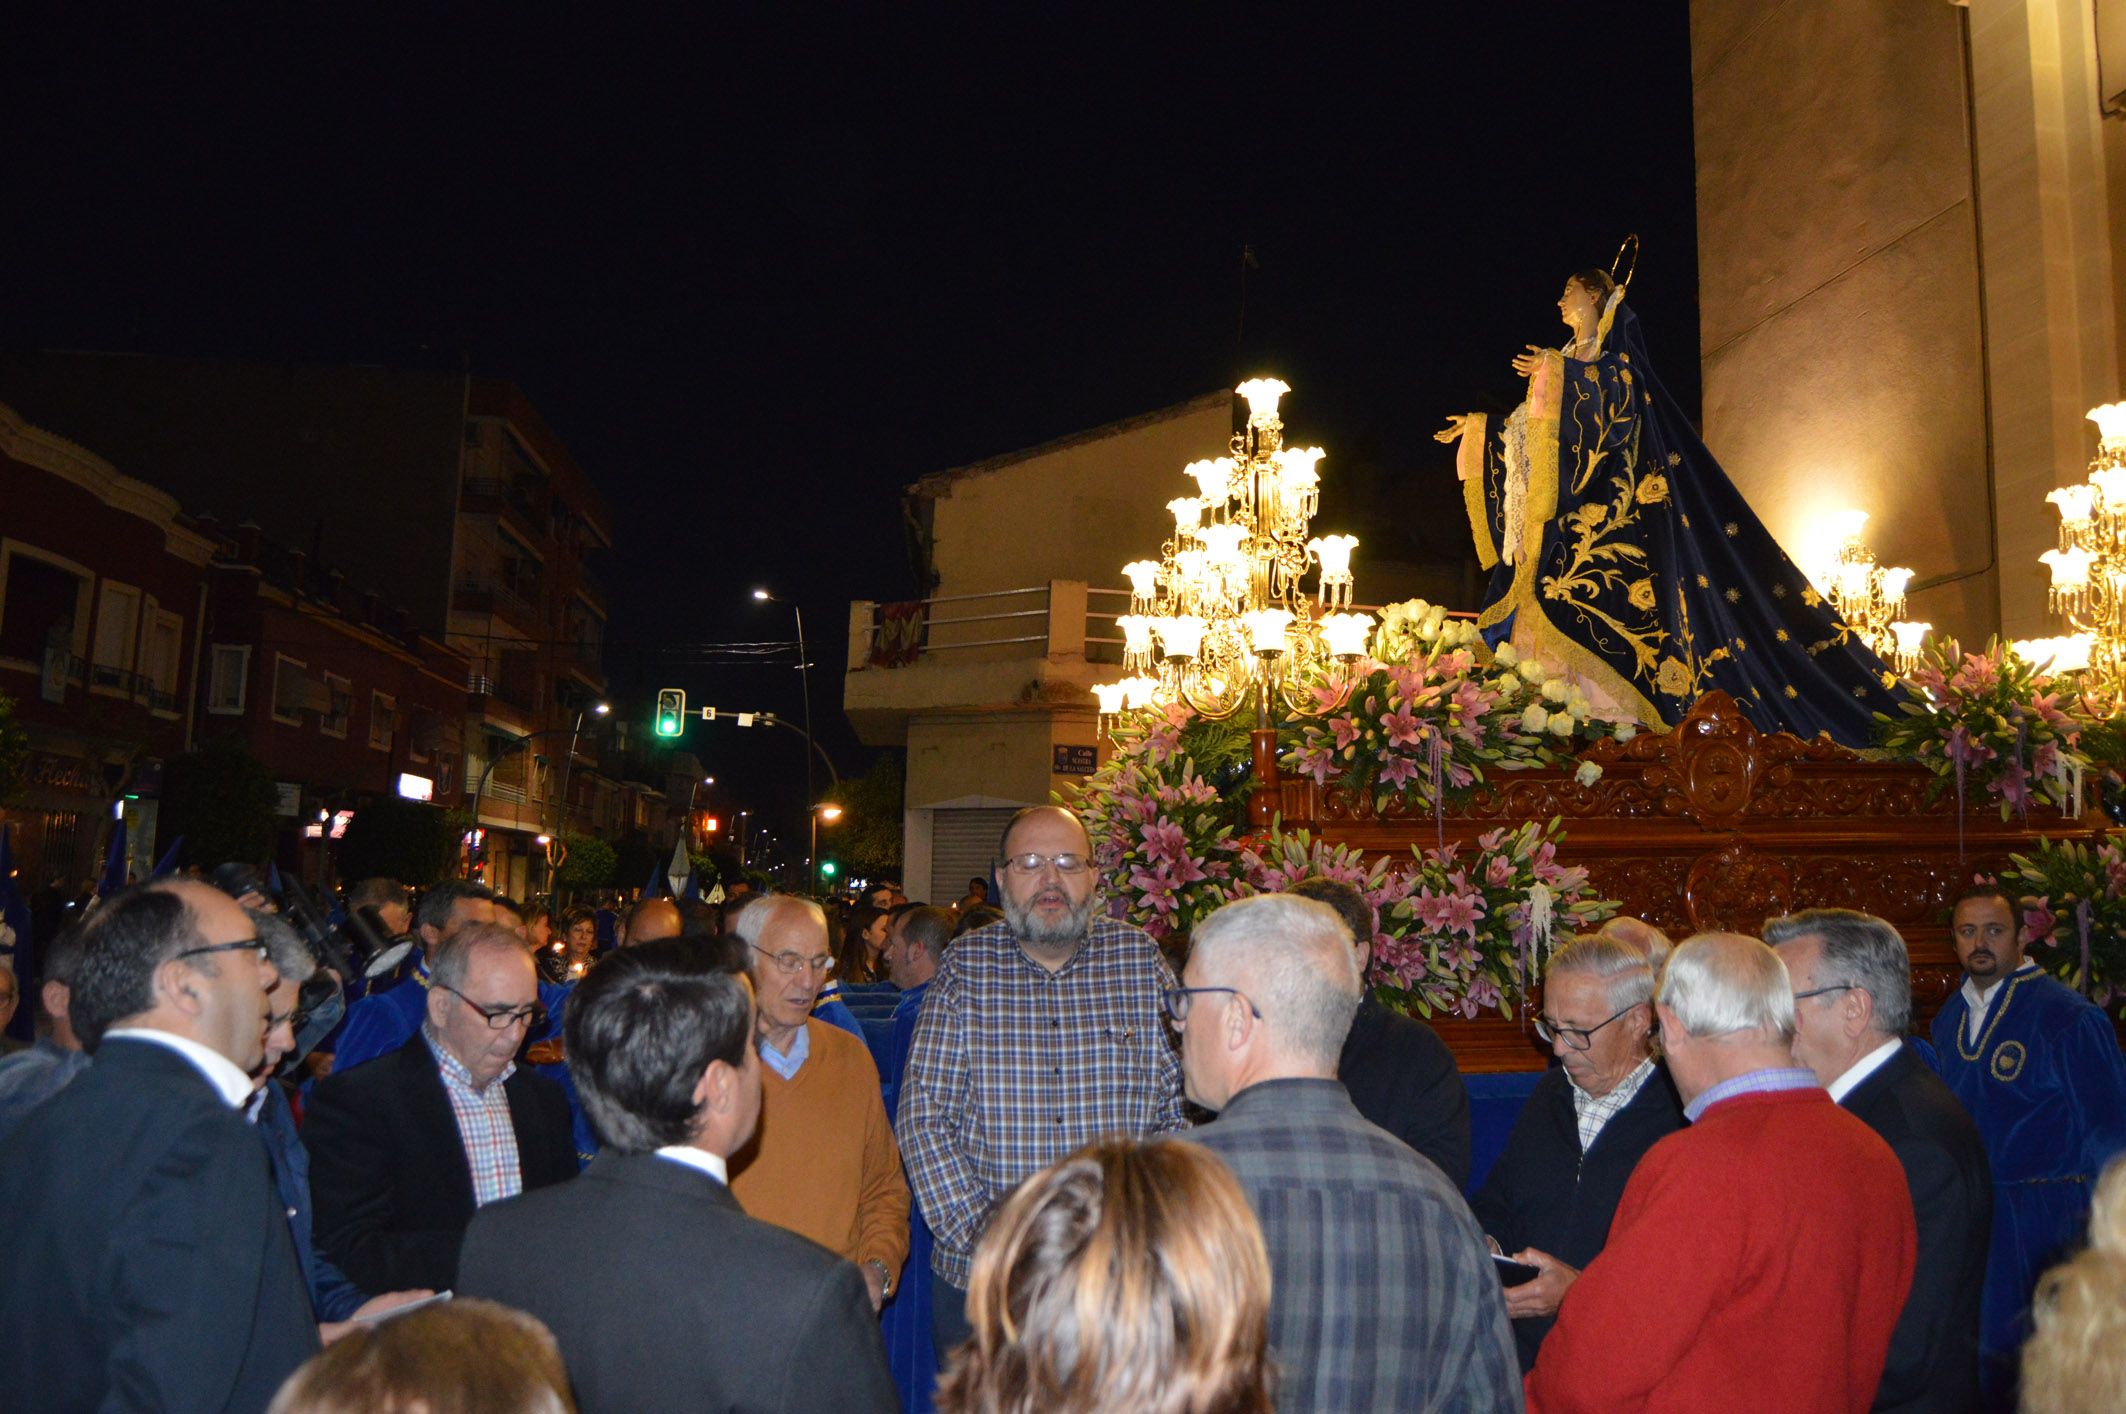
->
xmin=864 ymin=1258 xmax=893 ymax=1299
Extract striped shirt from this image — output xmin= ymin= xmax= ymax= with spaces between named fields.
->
xmin=425 ymin=1030 xmax=523 ymax=1207
xmin=1683 ymin=1065 xmax=1821 ymax=1123
xmin=1570 ymin=1056 xmax=1657 ymax=1152
xmin=899 ymin=916 xmax=1185 ymax=1286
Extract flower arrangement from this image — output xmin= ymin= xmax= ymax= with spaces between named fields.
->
xmin=1233 ymin=825 xmax=1416 ymax=961
xmin=1282 ymin=599 xmax=1631 ymax=816
xmin=2003 ymin=834 xmax=2126 ymax=1016
xmin=1073 ymin=705 xmax=1249 ymax=945
xmin=1384 ymin=816 xmax=1618 ymax=1018
xmin=1874 ymin=639 xmax=2091 ymax=819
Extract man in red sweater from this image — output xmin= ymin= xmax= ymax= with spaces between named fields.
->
xmin=1526 ymin=932 xmax=1917 ymax=1413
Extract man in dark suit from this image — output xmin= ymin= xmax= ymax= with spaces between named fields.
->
xmin=1772 ymin=908 xmax=1993 ymax=1414
xmin=1182 ymin=894 xmax=1520 ymax=1413
xmin=457 ymin=940 xmax=897 ymax=1413
xmin=307 ymin=922 xmax=576 ymax=1294
xmin=1290 ymin=876 xmax=1472 ymax=1187
xmin=0 ymin=880 xmax=319 ymax=1410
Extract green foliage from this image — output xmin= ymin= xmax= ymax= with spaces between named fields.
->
xmin=835 ymin=755 xmax=905 ymax=880
xmin=337 ymin=798 xmax=463 ymax=888
xmin=2003 ymin=833 xmax=2126 ymax=1017
xmin=555 ymin=833 xmax=616 ymax=891
xmin=160 ymin=734 xmax=280 ymax=868
xmin=0 ymin=692 xmax=28 ymax=806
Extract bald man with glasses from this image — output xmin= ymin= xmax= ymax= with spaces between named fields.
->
xmin=0 ymin=880 xmax=318 ymax=1411
xmin=900 ymin=805 xmax=1186 ymax=1357
xmin=306 ymin=923 xmax=577 ymax=1295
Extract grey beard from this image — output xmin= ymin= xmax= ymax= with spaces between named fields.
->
xmin=1004 ymin=891 xmax=1097 ymax=949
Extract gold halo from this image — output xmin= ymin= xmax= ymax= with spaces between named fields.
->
xmin=1610 ymin=233 xmax=1640 ymax=294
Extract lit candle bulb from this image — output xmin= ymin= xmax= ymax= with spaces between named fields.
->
xmin=1243 ymin=608 xmax=1294 ymax=655
xmin=1317 ymin=611 xmax=1374 ymax=659
xmin=2089 ymin=401 xmax=2126 ymax=454
xmin=1185 ymin=459 xmax=1229 ymax=505
xmin=2041 ymin=547 xmax=2094 ymax=591
xmin=1167 ymin=497 xmax=1204 ymax=532
xmin=1157 ymin=614 xmax=1206 ymax=661
xmin=1235 ymin=378 xmax=1290 ymax=426
xmin=1121 ymin=560 xmax=1160 ymax=603
xmin=2048 ymin=483 xmax=2099 ymax=526
xmin=1091 ymin=682 xmax=1128 ymax=715
xmin=1118 ymin=676 xmax=1159 ymax=710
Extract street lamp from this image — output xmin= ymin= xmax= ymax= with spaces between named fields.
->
xmin=752 ymin=587 xmax=817 ymax=881
xmin=810 ymin=802 xmax=843 ymax=896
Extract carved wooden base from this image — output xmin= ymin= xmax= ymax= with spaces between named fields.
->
xmin=1260 ymin=692 xmax=2112 ymax=1071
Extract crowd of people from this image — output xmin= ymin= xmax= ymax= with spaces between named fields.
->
xmin=1 ymin=803 xmax=2124 ymax=1413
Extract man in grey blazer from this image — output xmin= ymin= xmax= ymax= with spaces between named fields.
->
xmin=457 ymin=940 xmax=896 ymax=1414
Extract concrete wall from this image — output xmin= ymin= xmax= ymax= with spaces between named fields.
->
xmin=1692 ymin=0 xmax=1995 ymax=646
xmin=917 ymin=394 xmax=1236 ymax=600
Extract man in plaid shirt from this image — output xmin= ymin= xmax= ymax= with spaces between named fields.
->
xmin=1183 ymin=893 xmax=1521 ymax=1413
xmin=899 ymin=805 xmax=1185 ymax=1355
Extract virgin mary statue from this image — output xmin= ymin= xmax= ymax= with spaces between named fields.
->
xmin=1437 ymin=257 xmax=1899 ymax=747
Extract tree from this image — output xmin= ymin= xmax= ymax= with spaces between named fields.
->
xmin=834 ymin=755 xmax=904 ymax=880
xmin=554 ymin=833 xmax=616 ymax=893
xmin=336 ymin=798 xmax=465 ymax=888
xmin=0 ymin=692 xmax=28 ymax=807
xmin=159 ymin=734 xmax=280 ymax=869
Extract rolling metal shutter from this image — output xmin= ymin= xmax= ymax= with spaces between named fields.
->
xmin=928 ymin=807 xmax=1018 ymax=906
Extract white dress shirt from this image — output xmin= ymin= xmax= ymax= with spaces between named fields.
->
xmin=102 ymin=1027 xmax=255 ymax=1108
xmin=654 ymin=1144 xmax=730 ymax=1185
xmin=1827 ymin=1037 xmax=1904 ymax=1104
xmin=1961 ymin=962 xmax=2040 ymax=1044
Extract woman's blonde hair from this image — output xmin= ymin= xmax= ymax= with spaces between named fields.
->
xmin=267 ymin=1299 xmax=574 ymax=1414
xmin=937 ymin=1137 xmax=1274 ymax=1414
xmin=2021 ymin=1155 xmax=2126 ymax=1412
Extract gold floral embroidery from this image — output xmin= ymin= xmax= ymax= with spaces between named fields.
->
xmin=1784 ymin=685 xmax=1798 ymax=698
xmin=1627 ymin=579 xmax=1656 ymax=610
xmin=1733 ymin=637 xmax=1748 ymax=652
xmin=1801 ymin=586 xmax=1822 ymax=608
xmin=1771 ymin=584 xmax=1787 ymax=599
xmin=1635 ymin=475 xmax=1668 ymax=505
xmin=1666 ymin=451 xmax=1679 ymax=467
xmin=1694 ymin=574 xmax=1709 ymax=588
xmin=1655 ymin=657 xmax=1693 ymax=696
xmin=1723 ymin=587 xmax=1741 ymax=603
xmin=1775 ymin=628 xmax=1790 ymax=642
xmin=1723 ymin=522 xmax=1739 ymax=537
xmin=1681 ymin=514 xmax=1692 ymax=529
xmin=1880 ymin=670 xmax=1897 ymax=690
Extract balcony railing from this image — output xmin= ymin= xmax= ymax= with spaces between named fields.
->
xmin=455 ymin=578 xmax=542 ymax=630
xmin=850 ymin=583 xmax=1129 ymax=671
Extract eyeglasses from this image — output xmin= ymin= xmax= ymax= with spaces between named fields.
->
xmin=1792 ymin=983 xmax=1857 ymax=1004
xmin=173 ymin=938 xmax=268 ymax=965
xmin=438 ymin=984 xmax=546 ymax=1031
xmin=750 ymin=944 xmax=836 ymax=978
xmin=1535 ymin=1002 xmax=1641 ymax=1052
xmin=1001 ymin=852 xmax=1090 ymax=877
xmin=1160 ymin=985 xmax=1263 ymax=1025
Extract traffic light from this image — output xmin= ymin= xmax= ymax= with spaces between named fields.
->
xmin=819 ymin=860 xmax=839 ymax=878
xmin=655 ymin=688 xmax=686 ymax=737
xmin=703 ymin=816 xmax=720 ymax=833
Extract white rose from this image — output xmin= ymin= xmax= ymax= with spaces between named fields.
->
xmin=1542 ymin=678 xmax=1570 ymax=704
xmin=1549 ymin=713 xmax=1575 ymax=738
xmin=1493 ymin=641 xmax=1520 ymax=668
xmin=1520 ymin=660 xmax=1546 ymax=685
xmin=1520 ymin=703 xmax=1549 ymax=734
xmin=1574 ymin=760 xmax=1603 ymax=786
xmin=1495 ymin=672 xmax=1523 ymax=696
xmin=1613 ymin=723 xmax=1638 ymax=742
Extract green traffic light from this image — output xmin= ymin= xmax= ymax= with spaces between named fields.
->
xmin=656 ymin=715 xmax=679 ymax=736
xmin=820 ymin=860 xmax=839 ymax=877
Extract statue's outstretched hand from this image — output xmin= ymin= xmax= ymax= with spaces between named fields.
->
xmin=1510 ymin=344 xmax=1546 ymax=378
xmin=1434 ymin=413 xmax=1471 ymax=444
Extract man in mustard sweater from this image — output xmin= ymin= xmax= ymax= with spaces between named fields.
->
xmin=729 ymin=895 xmax=910 ymax=1309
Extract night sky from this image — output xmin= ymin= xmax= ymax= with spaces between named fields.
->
xmin=7 ymin=10 xmax=1700 ymax=846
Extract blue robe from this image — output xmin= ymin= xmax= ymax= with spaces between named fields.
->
xmin=1456 ymin=299 xmax=1901 ymax=746
xmin=1929 ymin=967 xmax=2126 ymax=1403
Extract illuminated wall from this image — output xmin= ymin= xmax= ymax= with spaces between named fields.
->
xmin=1690 ymin=0 xmax=2124 ymax=645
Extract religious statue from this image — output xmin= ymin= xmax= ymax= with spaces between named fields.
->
xmin=1437 ymin=241 xmax=1899 ymax=747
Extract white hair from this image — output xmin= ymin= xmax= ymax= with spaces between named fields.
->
xmin=1189 ymin=894 xmax=1360 ymax=1066
xmin=1657 ymin=933 xmax=1795 ymax=1043
xmin=1545 ymin=934 xmax=1660 ymax=1013
xmin=733 ymin=895 xmax=826 ymax=952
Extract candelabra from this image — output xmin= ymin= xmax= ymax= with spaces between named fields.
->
xmin=1817 ymin=510 xmax=1929 ymax=675
xmin=2035 ymin=402 xmax=2126 ymax=710
xmin=1092 ymin=379 xmax=1372 ymax=731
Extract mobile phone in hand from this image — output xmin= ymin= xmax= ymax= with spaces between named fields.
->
xmin=1491 ymin=1253 xmax=1541 ymax=1287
